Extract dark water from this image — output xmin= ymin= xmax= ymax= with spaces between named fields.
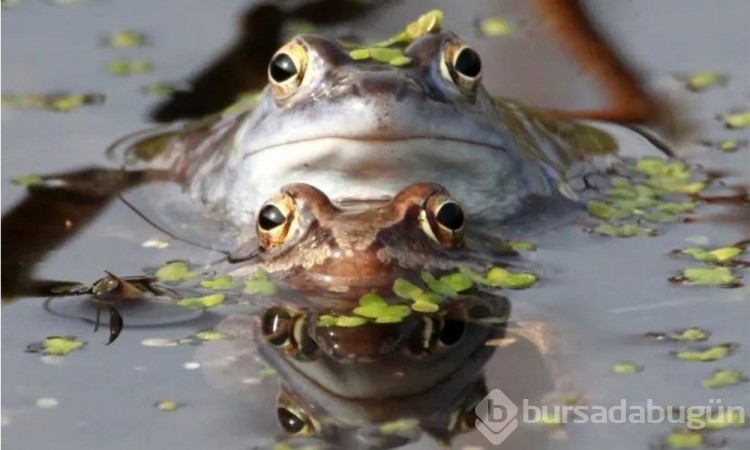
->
xmin=2 ymin=1 xmax=749 ymax=449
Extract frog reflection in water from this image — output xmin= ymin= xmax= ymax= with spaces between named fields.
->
xmin=119 ymin=12 xmax=624 ymax=231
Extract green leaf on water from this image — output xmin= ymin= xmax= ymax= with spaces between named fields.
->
xmin=12 ymin=173 xmax=44 ymax=187
xmin=509 ymin=240 xmax=537 ymax=252
xmin=393 ymin=278 xmax=426 ymax=299
xmin=681 ymin=247 xmax=742 ymax=264
xmin=194 ymin=331 xmax=227 ymax=342
xmin=352 ymin=292 xmax=410 ymax=323
xmin=105 ymin=29 xmax=148 ymax=48
xmin=243 ymin=271 xmax=277 ymax=296
xmin=669 ymin=328 xmax=710 ymax=342
xmin=200 ymin=274 xmax=237 ymax=290
xmin=723 ymin=110 xmax=750 ymax=129
xmin=665 ymin=430 xmax=703 ymax=448
xmin=701 ymin=369 xmax=744 ymax=389
xmin=478 ymin=16 xmax=515 ymax=37
xmin=411 ymin=300 xmax=439 ymax=313
xmin=155 ymin=261 xmax=195 ymax=283
xmin=674 ymin=344 xmax=734 ymax=362
xmin=483 ymin=267 xmax=538 ymax=289
xmin=612 ymin=362 xmax=642 ymax=374
xmin=38 ymin=336 xmax=84 ymax=356
xmin=177 ymin=293 xmax=225 ymax=309
xmin=680 ymin=267 xmax=738 ymax=286
xmin=106 ymin=59 xmax=153 ymax=76
xmin=683 ymin=72 xmax=726 ymax=92
xmin=592 ymin=223 xmax=654 ymax=238
xmin=155 ymin=400 xmax=179 ymax=412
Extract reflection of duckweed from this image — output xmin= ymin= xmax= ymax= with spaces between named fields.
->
xmin=612 ymin=362 xmax=642 ymax=374
xmin=680 ymin=247 xmax=742 ymax=264
xmin=646 ymin=327 xmax=710 ymax=342
xmin=664 ymin=430 xmax=703 ymax=448
xmin=243 ymin=271 xmax=278 ymax=296
xmin=478 ymin=16 xmax=515 ymax=37
xmin=200 ymin=274 xmax=237 ymax=290
xmin=105 ymin=30 xmax=148 ymax=48
xmin=155 ymin=261 xmax=195 ymax=282
xmin=701 ymin=370 xmax=745 ymax=389
xmin=679 ymin=267 xmax=738 ymax=286
xmin=673 ymin=344 xmax=736 ymax=362
xmin=176 ymin=293 xmax=225 ymax=309
xmin=352 ymin=293 xmax=411 ymax=324
xmin=27 ymin=336 xmax=85 ymax=356
xmin=723 ymin=110 xmax=750 ymax=129
xmin=155 ymin=400 xmax=180 ymax=412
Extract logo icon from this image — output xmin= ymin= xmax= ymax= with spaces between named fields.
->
xmin=475 ymin=389 xmax=519 ymax=445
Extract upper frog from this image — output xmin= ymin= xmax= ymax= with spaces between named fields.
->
xmin=120 ymin=11 xmax=618 ymax=228
xmin=231 ymin=182 xmax=476 ymax=289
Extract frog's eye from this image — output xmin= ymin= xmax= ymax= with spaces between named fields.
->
xmin=419 ymin=194 xmax=466 ymax=248
xmin=268 ymin=41 xmax=309 ymax=98
xmin=277 ymin=406 xmax=318 ymax=436
xmin=256 ymin=194 xmax=299 ymax=252
xmin=440 ymin=42 xmax=483 ymax=91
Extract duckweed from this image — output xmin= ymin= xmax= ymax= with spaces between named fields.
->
xmin=200 ymin=274 xmax=237 ymax=290
xmin=665 ymin=430 xmax=703 ymax=448
xmin=683 ymin=72 xmax=726 ymax=92
xmin=141 ymin=83 xmax=178 ymax=97
xmin=509 ymin=240 xmax=537 ymax=251
xmin=352 ymin=293 xmax=411 ymax=323
xmin=673 ymin=344 xmax=735 ymax=362
xmin=379 ymin=419 xmax=418 ymax=434
xmin=105 ymin=30 xmax=148 ymax=48
xmin=646 ymin=327 xmax=710 ymax=342
xmin=420 ymin=271 xmax=474 ymax=297
xmin=243 ymin=271 xmax=278 ymax=296
xmin=701 ymin=409 xmax=747 ymax=430
xmin=155 ymin=261 xmax=195 ymax=282
xmin=478 ymin=16 xmax=515 ymax=37
xmin=681 ymin=247 xmax=742 ymax=264
xmin=612 ymin=362 xmax=642 ymax=374
xmin=348 ymin=47 xmax=412 ymax=66
xmin=106 ymin=59 xmax=153 ymax=76
xmin=194 ymin=331 xmax=227 ymax=342
xmin=12 ymin=174 xmax=44 ymax=187
xmin=155 ymin=400 xmax=179 ymax=412
xmin=371 ymin=9 xmax=443 ymax=47
xmin=592 ymin=223 xmax=655 ymax=238
xmin=27 ymin=336 xmax=85 ymax=356
xmin=2 ymin=92 xmax=104 ymax=112
xmin=317 ymin=315 xmax=368 ymax=328
xmin=680 ymin=267 xmax=738 ymax=286
xmin=176 ymin=293 xmax=225 ymax=309
xmin=701 ymin=369 xmax=745 ymax=389
xmin=723 ymin=110 xmax=750 ymax=129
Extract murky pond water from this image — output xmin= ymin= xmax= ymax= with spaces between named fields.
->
xmin=3 ymin=1 xmax=749 ymax=449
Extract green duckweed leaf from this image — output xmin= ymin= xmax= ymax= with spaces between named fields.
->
xmin=105 ymin=29 xmax=148 ymax=48
xmin=665 ymin=430 xmax=703 ymax=448
xmin=421 ymin=272 xmax=457 ymax=297
xmin=669 ymin=328 xmax=710 ymax=342
xmin=12 ymin=174 xmax=44 ymax=187
xmin=349 ymin=48 xmax=371 ymax=60
xmin=106 ymin=59 xmax=153 ymax=76
xmin=155 ymin=400 xmax=179 ymax=412
xmin=352 ymin=292 xmax=410 ymax=323
xmin=674 ymin=344 xmax=734 ymax=362
xmin=683 ymin=72 xmax=726 ymax=92
xmin=701 ymin=369 xmax=745 ymax=389
xmin=141 ymin=83 xmax=179 ymax=97
xmin=587 ymin=200 xmax=624 ymax=220
xmin=155 ymin=261 xmax=195 ymax=283
xmin=612 ymin=362 xmax=642 ymax=374
xmin=317 ymin=315 xmax=339 ymax=327
xmin=478 ymin=16 xmax=515 ymax=37
xmin=371 ymin=9 xmax=443 ymax=47
xmin=484 ymin=267 xmax=538 ymax=289
xmin=393 ymin=278 xmax=426 ymax=299
xmin=592 ymin=223 xmax=654 ymax=238
xmin=31 ymin=336 xmax=85 ymax=356
xmin=509 ymin=240 xmax=537 ymax=252
xmin=680 ymin=267 xmax=738 ymax=286
xmin=636 ymin=157 xmax=690 ymax=179
xmin=681 ymin=247 xmax=742 ymax=263
xmin=702 ymin=409 xmax=747 ymax=430
xmin=243 ymin=271 xmax=277 ymax=296
xmin=411 ymin=300 xmax=439 ymax=313
xmin=200 ymin=274 xmax=237 ymax=290
xmin=194 ymin=331 xmax=227 ymax=342
xmin=379 ymin=419 xmax=418 ymax=434
xmin=333 ymin=316 xmax=368 ymax=328
xmin=177 ymin=293 xmax=225 ymax=309
xmin=723 ymin=110 xmax=750 ymax=129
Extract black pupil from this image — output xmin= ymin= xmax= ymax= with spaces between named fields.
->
xmin=277 ymin=407 xmax=306 ymax=434
xmin=436 ymin=202 xmax=464 ymax=231
xmin=261 ymin=308 xmax=292 ymax=346
xmin=454 ymin=48 xmax=481 ymax=78
xmin=269 ymin=53 xmax=298 ymax=82
xmin=258 ymin=204 xmax=286 ymax=230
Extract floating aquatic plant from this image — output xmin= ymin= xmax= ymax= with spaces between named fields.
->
xmin=478 ymin=16 xmax=515 ymax=37
xmin=104 ymin=29 xmax=149 ymax=48
xmin=26 ymin=336 xmax=85 ymax=356
xmin=701 ymin=369 xmax=745 ymax=389
xmin=680 ymin=246 xmax=743 ymax=264
xmin=645 ymin=327 xmax=710 ymax=342
xmin=676 ymin=267 xmax=739 ymax=287
xmin=722 ymin=110 xmax=750 ymax=129
xmin=155 ymin=261 xmax=195 ymax=283
xmin=352 ymin=293 xmax=411 ymax=324
xmin=106 ymin=59 xmax=153 ymax=76
xmin=176 ymin=293 xmax=225 ymax=309
xmin=200 ymin=274 xmax=237 ymax=290
xmin=2 ymin=92 xmax=104 ymax=112
xmin=612 ymin=362 xmax=642 ymax=375
xmin=243 ymin=271 xmax=278 ymax=296
xmin=673 ymin=343 xmax=736 ymax=362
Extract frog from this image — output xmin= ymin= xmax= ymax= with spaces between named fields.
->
xmin=115 ymin=11 xmax=638 ymax=234
xmin=229 ymin=181 xmax=489 ymax=289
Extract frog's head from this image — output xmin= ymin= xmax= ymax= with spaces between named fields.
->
xmin=248 ymin=182 xmax=470 ymax=287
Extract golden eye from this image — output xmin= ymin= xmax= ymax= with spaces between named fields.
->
xmin=256 ymin=193 xmax=298 ymax=251
xmin=419 ymin=193 xmax=466 ymax=248
xmin=268 ymin=40 xmax=309 ymax=97
xmin=440 ymin=42 xmax=483 ymax=90
xmin=276 ymin=406 xmax=318 ymax=436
